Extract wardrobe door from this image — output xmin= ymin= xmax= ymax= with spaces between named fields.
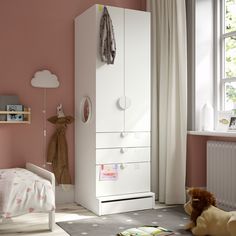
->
xmin=124 ymin=9 xmax=151 ymax=132
xmin=96 ymin=6 xmax=125 ymax=132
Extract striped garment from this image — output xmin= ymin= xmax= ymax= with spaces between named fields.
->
xmin=100 ymin=6 xmax=116 ymax=64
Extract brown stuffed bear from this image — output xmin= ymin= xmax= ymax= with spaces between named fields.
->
xmin=184 ymin=188 xmax=236 ymax=236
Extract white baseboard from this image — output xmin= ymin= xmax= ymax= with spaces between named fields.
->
xmin=55 ymin=185 xmax=75 ymax=205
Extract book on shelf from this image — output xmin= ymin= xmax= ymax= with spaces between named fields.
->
xmin=6 ymin=104 xmax=24 ymax=121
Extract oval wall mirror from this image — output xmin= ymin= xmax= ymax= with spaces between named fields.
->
xmin=80 ymin=96 xmax=92 ymax=123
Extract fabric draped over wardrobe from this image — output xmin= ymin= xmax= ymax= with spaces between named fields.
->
xmin=100 ymin=6 xmax=116 ymax=64
xmin=147 ymin=0 xmax=187 ymax=204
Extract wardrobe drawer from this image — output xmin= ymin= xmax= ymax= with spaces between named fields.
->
xmin=96 ymin=162 xmax=150 ymax=197
xmin=96 ymin=147 xmax=150 ymax=164
xmin=99 ymin=196 xmax=154 ymax=215
xmin=96 ymin=132 xmax=150 ymax=148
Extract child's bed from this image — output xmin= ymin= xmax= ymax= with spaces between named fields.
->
xmin=0 ymin=163 xmax=55 ymax=231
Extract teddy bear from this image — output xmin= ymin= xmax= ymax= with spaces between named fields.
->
xmin=184 ymin=188 xmax=236 ymax=236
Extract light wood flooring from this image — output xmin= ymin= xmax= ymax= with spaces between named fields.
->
xmin=0 ymin=203 xmax=167 ymax=236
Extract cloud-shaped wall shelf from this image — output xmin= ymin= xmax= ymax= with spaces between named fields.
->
xmin=31 ymin=70 xmax=60 ymax=88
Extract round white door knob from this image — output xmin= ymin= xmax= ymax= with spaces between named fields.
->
xmin=117 ymin=97 xmax=131 ymax=110
xmin=117 ymin=97 xmax=126 ymax=110
xmin=120 ymin=148 xmax=128 ymax=153
xmin=125 ymin=97 xmax=131 ymax=109
xmin=120 ymin=163 xmax=125 ymax=170
xmin=120 ymin=132 xmax=128 ymax=138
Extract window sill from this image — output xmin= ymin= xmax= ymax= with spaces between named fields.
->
xmin=188 ymin=130 xmax=236 ymax=138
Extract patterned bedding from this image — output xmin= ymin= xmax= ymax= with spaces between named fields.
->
xmin=0 ymin=168 xmax=55 ymax=219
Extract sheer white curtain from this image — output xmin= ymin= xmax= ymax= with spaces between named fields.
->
xmin=147 ymin=0 xmax=187 ymax=204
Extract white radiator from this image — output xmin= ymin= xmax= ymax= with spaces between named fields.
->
xmin=207 ymin=141 xmax=236 ymax=210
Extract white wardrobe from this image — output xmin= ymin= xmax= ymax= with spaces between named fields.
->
xmin=75 ymin=4 xmax=154 ymax=215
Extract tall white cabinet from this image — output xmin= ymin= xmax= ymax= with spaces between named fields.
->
xmin=75 ymin=5 xmax=154 ymax=215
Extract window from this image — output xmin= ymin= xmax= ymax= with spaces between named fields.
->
xmin=221 ymin=0 xmax=236 ymax=110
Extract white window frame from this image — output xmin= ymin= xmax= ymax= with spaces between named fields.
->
xmin=220 ymin=0 xmax=236 ymax=110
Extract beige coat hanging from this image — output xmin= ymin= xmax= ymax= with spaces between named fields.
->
xmin=47 ymin=115 xmax=74 ymax=184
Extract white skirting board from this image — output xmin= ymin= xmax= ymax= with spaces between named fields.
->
xmin=55 ymin=185 xmax=75 ymax=204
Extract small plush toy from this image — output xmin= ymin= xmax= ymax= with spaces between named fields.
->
xmin=184 ymin=188 xmax=236 ymax=236
xmin=57 ymin=104 xmax=65 ymax=118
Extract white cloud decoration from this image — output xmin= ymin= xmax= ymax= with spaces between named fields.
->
xmin=31 ymin=70 xmax=60 ymax=88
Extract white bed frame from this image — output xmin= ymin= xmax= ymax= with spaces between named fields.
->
xmin=25 ymin=163 xmax=55 ymax=231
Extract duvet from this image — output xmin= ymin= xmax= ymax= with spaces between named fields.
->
xmin=0 ymin=168 xmax=55 ymax=218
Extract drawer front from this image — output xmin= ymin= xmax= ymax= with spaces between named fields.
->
xmin=96 ymin=162 xmax=150 ymax=197
xmin=96 ymin=147 xmax=150 ymax=164
xmin=96 ymin=132 xmax=150 ymax=148
xmin=100 ymin=197 xmax=154 ymax=215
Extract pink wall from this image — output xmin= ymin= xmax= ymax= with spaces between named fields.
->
xmin=186 ymin=135 xmax=208 ymax=187
xmin=0 ymin=0 xmax=146 ymax=182
xmin=186 ymin=134 xmax=236 ymax=187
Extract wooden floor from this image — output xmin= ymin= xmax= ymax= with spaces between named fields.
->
xmin=0 ymin=203 xmax=96 ymax=236
xmin=0 ymin=203 xmax=167 ymax=236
